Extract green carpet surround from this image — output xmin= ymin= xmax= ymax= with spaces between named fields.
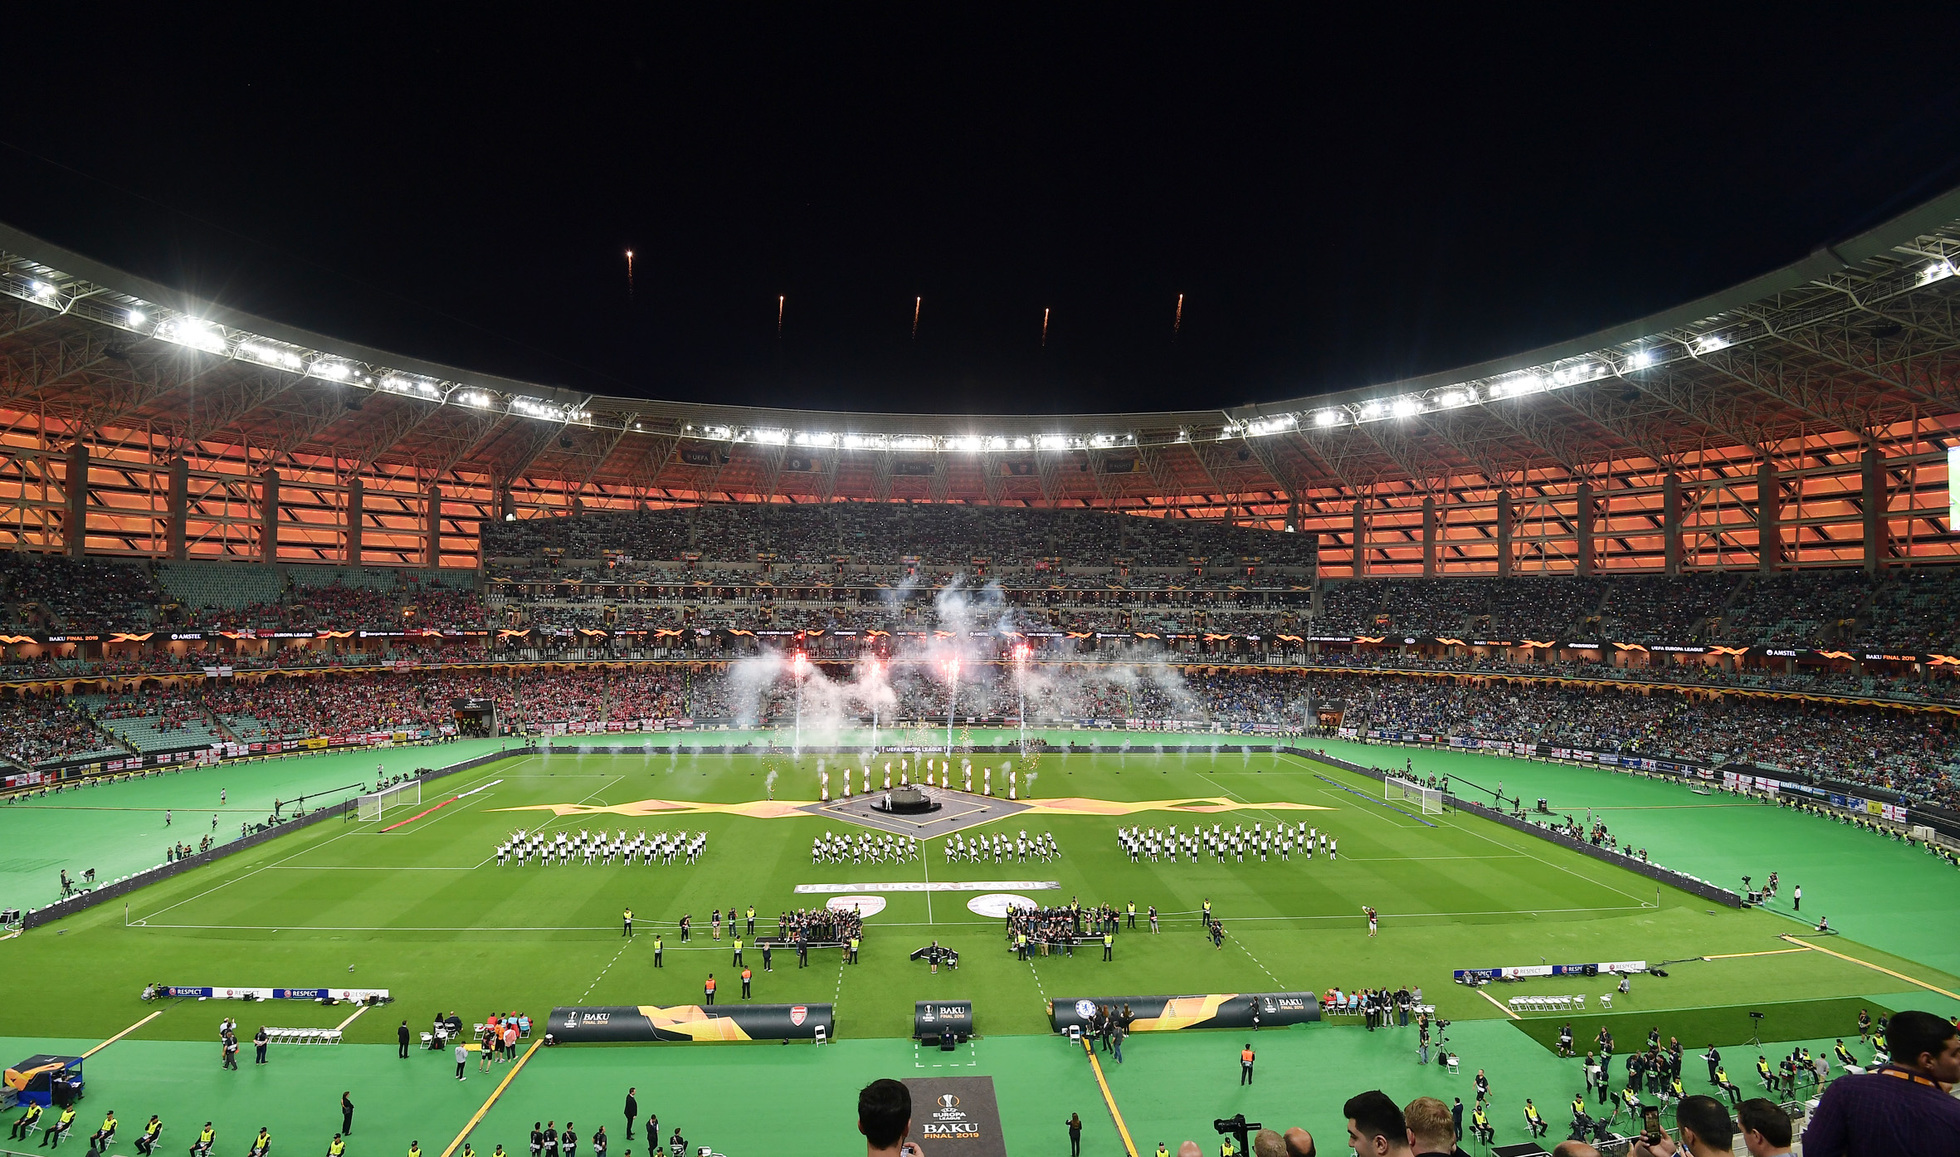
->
xmin=3 ymin=734 xmax=1957 ymax=1153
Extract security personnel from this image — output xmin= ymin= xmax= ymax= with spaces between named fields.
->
xmin=1714 ymin=1065 xmax=1740 ymax=1106
xmin=622 ymin=908 xmax=632 ymax=937
xmin=740 ymin=967 xmax=752 ymax=998
xmin=1015 ymin=931 xmax=1028 ymax=960
xmin=1669 ymin=1074 xmax=1684 ymax=1103
xmin=137 ymin=1117 xmax=162 ymax=1156
xmin=652 ymin=934 xmax=663 ymax=968
xmin=43 ymin=1104 xmax=77 ymax=1148
xmin=732 ymin=936 xmax=743 ymax=966
xmin=1156 ymin=1144 xmax=1169 ymax=1157
xmin=1570 ymin=1093 xmax=1586 ymax=1125
xmin=1219 ymin=1137 xmax=1233 ymax=1157
xmin=1833 ymin=1038 xmax=1856 ymax=1068
xmin=1239 ymin=1042 xmax=1255 ymax=1085
xmin=192 ymin=1122 xmax=216 ymax=1157
xmin=1102 ymin=931 xmax=1114 ymax=961
xmin=1201 ymin=898 xmax=1212 ymax=923
xmin=704 ymin=974 xmax=716 ymax=1006
xmin=408 ymin=1142 xmax=422 ymax=1157
xmin=1619 ymin=1085 xmax=1641 ymax=1119
xmin=1523 ymin=1099 xmax=1545 ymax=1138
xmin=249 ymin=1127 xmax=271 ymax=1157
xmin=848 ymin=935 xmax=859 ymax=964
xmin=10 ymin=1101 xmax=43 ymax=1141
xmin=745 ymin=905 xmax=755 ymax=936
xmin=1125 ymin=901 xmax=1136 ymax=930
xmin=329 ymin=1136 xmax=346 ymax=1157
xmin=1755 ymin=1055 xmax=1772 ymax=1089
xmin=1470 ymin=1105 xmax=1492 ymax=1145
xmin=88 ymin=1110 xmax=118 ymax=1154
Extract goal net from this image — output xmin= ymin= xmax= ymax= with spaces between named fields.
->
xmin=357 ymin=780 xmax=421 ymax=821
xmin=1385 ymin=776 xmax=1444 ymax=815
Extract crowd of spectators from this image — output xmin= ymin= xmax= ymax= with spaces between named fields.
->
xmin=0 ymin=554 xmax=159 ymax=632
xmin=0 ymin=693 xmax=116 ymax=765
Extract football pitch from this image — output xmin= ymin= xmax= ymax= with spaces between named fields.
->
xmin=3 ymin=737 xmax=1957 ymax=1156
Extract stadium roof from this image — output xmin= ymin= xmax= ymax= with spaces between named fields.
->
xmin=5 ymin=184 xmax=1960 ymax=507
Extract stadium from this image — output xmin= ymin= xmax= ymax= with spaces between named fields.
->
xmin=7 ymin=37 xmax=1960 ymax=1157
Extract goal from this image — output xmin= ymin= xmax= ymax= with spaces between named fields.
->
xmin=356 ymin=780 xmax=421 ymax=821
xmin=1385 ymin=776 xmax=1445 ymax=815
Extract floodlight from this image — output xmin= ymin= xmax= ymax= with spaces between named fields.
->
xmin=126 ymin=310 xmax=146 ymax=327
xmin=1314 ymin=409 xmax=1344 ymax=427
xmin=1391 ymin=397 xmax=1422 ymax=418
xmin=1359 ymin=400 xmax=1385 ymax=419
xmin=1628 ymin=350 xmax=1655 ymax=369
xmin=1696 ymin=333 xmax=1729 ymax=353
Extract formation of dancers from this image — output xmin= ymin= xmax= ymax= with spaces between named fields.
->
xmin=811 ymin=830 xmax=920 ymax=864
xmin=1116 ymin=821 xmax=1334 ymax=864
xmin=495 ymin=828 xmax=707 ymax=866
xmin=945 ymin=829 xmax=1059 ymax=864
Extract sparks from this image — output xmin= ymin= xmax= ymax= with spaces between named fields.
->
xmin=778 ymin=295 xmax=786 ymax=338
xmin=912 ymin=296 xmax=922 ymax=340
xmin=625 ymin=250 xmax=635 ymax=296
xmin=1041 ymin=307 xmax=1050 ymax=347
xmin=1174 ymin=292 xmax=1183 ymax=335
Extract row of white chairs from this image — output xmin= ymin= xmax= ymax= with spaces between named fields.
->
xmin=262 ymin=1027 xmax=342 ymax=1044
xmin=1507 ymin=994 xmax=1588 ymax=1012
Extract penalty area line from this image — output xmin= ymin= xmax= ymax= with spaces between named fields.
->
xmin=1476 ymin=989 xmax=1521 ymax=1020
xmin=380 ymin=779 xmax=502 ymax=833
xmin=1082 ymin=1034 xmax=1139 ymax=1157
xmin=1779 ymin=935 xmax=1960 ymax=1001
xmin=442 ymin=1037 xmax=542 ymax=1157
xmin=83 ymin=1010 xmax=164 ymax=1058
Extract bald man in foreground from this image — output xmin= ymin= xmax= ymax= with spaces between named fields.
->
xmin=1253 ymin=1129 xmax=1315 ymax=1157
xmin=1552 ymin=1143 xmax=1601 ymax=1157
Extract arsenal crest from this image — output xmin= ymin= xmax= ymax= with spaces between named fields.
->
xmin=789 ymin=1005 xmax=807 ymax=1027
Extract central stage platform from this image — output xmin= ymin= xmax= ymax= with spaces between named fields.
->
xmin=797 ymin=790 xmax=1031 ymax=838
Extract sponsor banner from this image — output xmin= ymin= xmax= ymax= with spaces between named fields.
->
xmin=547 ymin=1002 xmax=832 ymax=1043
xmin=903 ymin=1077 xmax=1006 ymax=1157
xmin=1048 ymin=992 xmax=1320 ymax=1033
xmin=914 ymin=1000 xmax=975 ymax=1040
xmin=271 ymin=988 xmax=392 ymax=1001
xmin=1452 ymin=960 xmax=1646 ymax=983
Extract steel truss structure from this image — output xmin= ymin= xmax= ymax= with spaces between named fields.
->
xmin=3 ymin=186 xmax=1960 ymax=576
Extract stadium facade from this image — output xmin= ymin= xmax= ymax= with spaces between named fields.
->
xmin=3 ymin=187 xmax=1959 ymax=576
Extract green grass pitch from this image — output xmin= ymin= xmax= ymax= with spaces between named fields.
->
xmin=3 ymin=737 xmax=1957 ymax=1156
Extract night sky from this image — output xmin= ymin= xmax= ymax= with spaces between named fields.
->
xmin=7 ymin=9 xmax=1960 ymax=417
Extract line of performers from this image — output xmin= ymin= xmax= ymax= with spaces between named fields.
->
xmin=496 ymin=828 xmax=706 ymax=866
xmin=818 ymin=757 xmax=1027 ymax=801
xmin=1116 ymin=822 xmax=1335 ymax=864
xmin=944 ymin=830 xmax=1059 ymax=864
xmin=810 ymin=830 xmax=920 ymax=864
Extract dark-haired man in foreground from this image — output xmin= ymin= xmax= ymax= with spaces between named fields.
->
xmin=1803 ymin=1009 xmax=1960 ymax=1157
xmin=1342 ymin=1092 xmax=1412 ymax=1157
xmin=858 ymin=1079 xmax=921 ymax=1157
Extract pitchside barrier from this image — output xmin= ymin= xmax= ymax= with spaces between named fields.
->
xmin=1047 ymin=992 xmax=1322 ymax=1034
xmin=19 ymin=746 xmax=535 ymax=931
xmin=546 ymin=1002 xmax=833 ymax=1043
xmin=534 ymin=740 xmax=1280 ymax=756
xmin=1287 ymin=747 xmax=1745 ymax=909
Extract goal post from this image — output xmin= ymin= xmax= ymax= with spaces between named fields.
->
xmin=356 ymin=780 xmax=421 ymax=822
xmin=1385 ymin=776 xmax=1445 ymax=815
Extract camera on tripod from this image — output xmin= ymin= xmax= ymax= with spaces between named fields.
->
xmin=1213 ymin=1114 xmax=1261 ymax=1156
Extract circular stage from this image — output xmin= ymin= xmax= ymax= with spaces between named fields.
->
xmin=874 ymin=785 xmax=940 ymax=815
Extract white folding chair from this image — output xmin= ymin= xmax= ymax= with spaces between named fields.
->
xmin=814 ymin=1025 xmax=828 ymax=1047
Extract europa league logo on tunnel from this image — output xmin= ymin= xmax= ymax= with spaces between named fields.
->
xmin=938 ymin=1095 xmax=960 ymax=1110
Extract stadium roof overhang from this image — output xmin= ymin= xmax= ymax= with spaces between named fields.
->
xmin=4 ymin=185 xmax=1960 ymax=506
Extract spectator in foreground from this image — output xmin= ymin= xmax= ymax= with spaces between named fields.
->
xmin=1803 ymin=1009 xmax=1960 ymax=1157
xmin=1736 ymin=1099 xmax=1792 ymax=1156
xmin=1342 ymin=1092 xmax=1413 ymax=1157
xmin=857 ymin=1079 xmax=919 ymax=1157
xmin=1630 ymin=1094 xmax=1731 ymax=1156
xmin=1551 ymin=1144 xmax=1600 ymax=1157
xmin=1281 ymin=1129 xmax=1314 ymax=1157
xmin=1401 ymin=1097 xmax=1462 ymax=1157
